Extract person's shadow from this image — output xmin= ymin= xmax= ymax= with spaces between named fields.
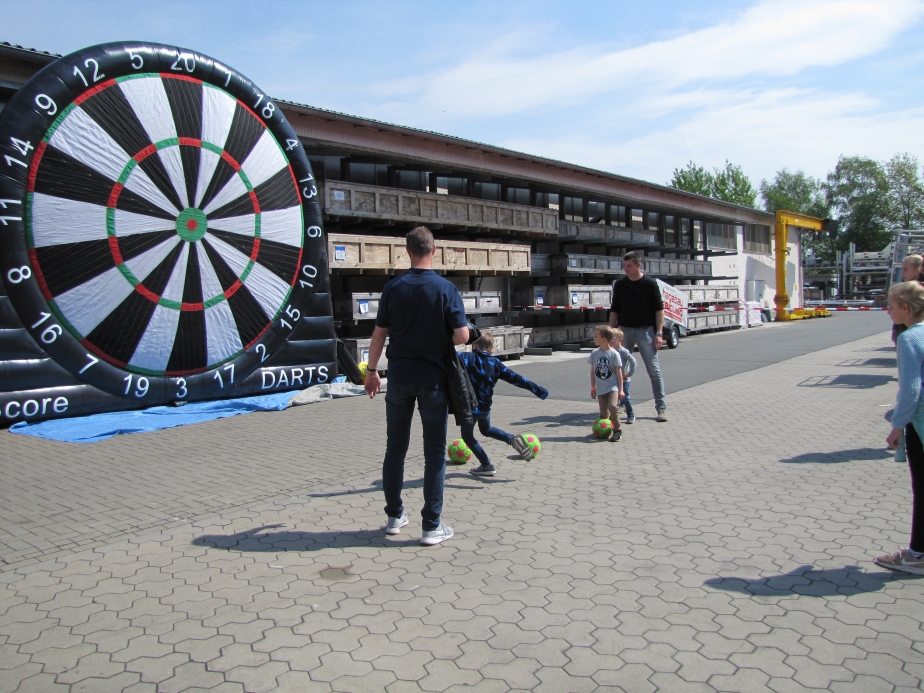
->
xmin=704 ymin=564 xmax=918 ymax=597
xmin=192 ymin=524 xmax=420 ymax=552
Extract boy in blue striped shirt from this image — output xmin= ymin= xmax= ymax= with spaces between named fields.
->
xmin=458 ymin=332 xmax=549 ymax=476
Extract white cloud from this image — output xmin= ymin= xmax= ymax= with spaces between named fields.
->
xmin=369 ymin=0 xmax=924 ymax=124
xmin=500 ymin=87 xmax=924 ymax=186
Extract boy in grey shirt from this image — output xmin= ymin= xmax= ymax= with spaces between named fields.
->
xmin=588 ymin=325 xmax=625 ymax=441
xmin=610 ymin=327 xmax=638 ymax=424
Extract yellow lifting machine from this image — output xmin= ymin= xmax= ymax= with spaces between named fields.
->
xmin=774 ymin=210 xmax=838 ymax=321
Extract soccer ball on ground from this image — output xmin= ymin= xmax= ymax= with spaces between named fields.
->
xmin=521 ymin=433 xmax=541 ymax=457
xmin=592 ymin=418 xmax=614 ymax=438
xmin=447 ymin=439 xmax=472 ymax=464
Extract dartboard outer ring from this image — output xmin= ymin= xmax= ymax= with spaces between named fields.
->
xmin=0 ymin=42 xmax=329 ymax=403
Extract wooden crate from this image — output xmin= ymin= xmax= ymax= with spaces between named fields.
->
xmin=461 ymin=291 xmax=502 ymax=314
xmin=551 ymin=254 xmax=624 ymax=274
xmin=527 ymin=323 xmax=595 ymax=347
xmin=333 ymin=293 xmax=381 ymax=321
xmin=546 ymin=285 xmax=612 ymax=307
xmin=478 ymin=325 xmax=529 ymax=356
xmin=676 ymin=284 xmax=740 ymax=304
xmin=328 ymin=234 xmax=531 ymax=274
xmin=324 ymin=181 xmax=558 ymax=236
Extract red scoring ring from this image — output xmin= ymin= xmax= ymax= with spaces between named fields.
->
xmin=106 ymin=139 xmax=261 ymax=311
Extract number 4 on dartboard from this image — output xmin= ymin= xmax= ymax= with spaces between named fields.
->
xmin=10 ymin=138 xmax=32 ymax=157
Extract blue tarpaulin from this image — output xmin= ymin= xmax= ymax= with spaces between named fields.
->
xmin=8 ymin=391 xmax=299 ymax=443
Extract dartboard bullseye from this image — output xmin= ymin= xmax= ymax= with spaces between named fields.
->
xmin=0 ymin=42 xmax=332 ymax=405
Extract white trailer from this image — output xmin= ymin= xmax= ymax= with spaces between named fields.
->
xmin=660 ymin=282 xmax=746 ymax=348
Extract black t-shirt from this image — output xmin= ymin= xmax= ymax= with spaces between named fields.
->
xmin=610 ymin=274 xmax=664 ymax=328
xmin=376 ymin=269 xmax=468 ymax=385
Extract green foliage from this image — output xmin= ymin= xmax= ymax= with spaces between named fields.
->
xmin=760 ymin=169 xmax=834 ymax=261
xmin=712 ymin=161 xmax=758 ymax=208
xmin=669 ymin=160 xmax=757 ymax=208
xmin=885 ymin=152 xmax=924 ymax=230
xmin=825 ymin=156 xmax=891 ymax=253
xmin=669 ymin=161 xmax=713 ymax=197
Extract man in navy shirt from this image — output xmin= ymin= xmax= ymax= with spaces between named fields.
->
xmin=365 ymin=227 xmax=469 ymax=546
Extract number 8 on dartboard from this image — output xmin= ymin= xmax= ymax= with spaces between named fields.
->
xmin=0 ymin=42 xmax=328 ymax=403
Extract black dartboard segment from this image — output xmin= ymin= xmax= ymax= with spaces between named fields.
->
xmin=0 ymin=42 xmax=333 ymax=407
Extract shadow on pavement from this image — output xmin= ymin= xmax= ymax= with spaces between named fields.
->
xmin=192 ymin=524 xmax=420 ymax=551
xmin=508 ymin=412 xmax=597 ymax=427
xmin=304 ymin=473 xmax=514 ymax=499
xmin=780 ymin=447 xmax=895 ymax=463
xmin=798 ymin=374 xmax=896 ymax=389
xmin=836 ymin=357 xmax=897 ymax=368
xmin=704 ymin=564 xmax=918 ymax=597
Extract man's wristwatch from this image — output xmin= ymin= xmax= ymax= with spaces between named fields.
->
xmin=366 ymin=367 xmax=378 ymax=373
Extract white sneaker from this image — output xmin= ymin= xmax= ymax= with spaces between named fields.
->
xmin=385 ymin=513 xmax=409 ymax=535
xmin=656 ymin=408 xmax=668 ymax=422
xmin=420 ymin=523 xmax=454 ymax=546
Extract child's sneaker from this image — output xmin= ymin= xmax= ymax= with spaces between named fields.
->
xmin=470 ymin=464 xmax=497 ymax=476
xmin=511 ymin=435 xmax=533 ymax=461
xmin=610 ymin=430 xmax=623 ymax=442
xmin=625 ymin=414 xmax=635 ymax=424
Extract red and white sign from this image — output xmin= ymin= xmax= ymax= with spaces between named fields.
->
xmin=657 ymin=279 xmax=689 ymax=329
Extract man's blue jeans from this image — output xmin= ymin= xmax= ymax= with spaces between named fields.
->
xmin=382 ymin=379 xmax=449 ymax=531
xmin=620 ymin=326 xmax=666 ymax=411
xmin=460 ymin=412 xmax=512 ymax=467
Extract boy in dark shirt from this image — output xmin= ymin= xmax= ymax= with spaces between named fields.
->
xmin=458 ymin=332 xmax=549 ymax=476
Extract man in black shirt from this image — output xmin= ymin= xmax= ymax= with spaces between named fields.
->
xmin=365 ymin=227 xmax=470 ymax=545
xmin=608 ymin=251 xmax=668 ymax=422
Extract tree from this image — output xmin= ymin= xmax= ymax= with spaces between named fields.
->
xmin=712 ymin=161 xmax=757 ymax=208
xmin=669 ymin=161 xmax=713 ymax=197
xmin=760 ymin=169 xmax=833 ymax=261
xmin=759 ymin=169 xmax=829 ymax=218
xmin=825 ymin=156 xmax=891 ymax=252
xmin=885 ymin=152 xmax=924 ymax=230
xmin=669 ymin=160 xmax=757 ymax=208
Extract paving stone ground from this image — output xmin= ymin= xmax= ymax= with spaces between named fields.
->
xmin=1 ymin=327 xmax=922 ymax=692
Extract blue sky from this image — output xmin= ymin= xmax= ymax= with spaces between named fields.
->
xmin=5 ymin=0 xmax=923 ymax=191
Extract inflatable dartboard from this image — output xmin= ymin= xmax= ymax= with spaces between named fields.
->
xmin=0 ymin=42 xmax=336 ymax=409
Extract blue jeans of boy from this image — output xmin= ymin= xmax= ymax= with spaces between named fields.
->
xmin=623 ymin=379 xmax=634 ymax=417
xmin=460 ymin=412 xmax=511 ymax=467
xmin=382 ymin=379 xmax=448 ymax=531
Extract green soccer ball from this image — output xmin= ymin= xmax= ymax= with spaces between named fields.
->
xmin=447 ymin=439 xmax=471 ymax=464
xmin=593 ymin=418 xmax=614 ymax=438
xmin=522 ymin=433 xmax=541 ymax=457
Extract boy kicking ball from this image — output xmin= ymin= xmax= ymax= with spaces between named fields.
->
xmin=459 ymin=332 xmax=549 ymax=476
xmin=589 ymin=325 xmax=625 ymax=441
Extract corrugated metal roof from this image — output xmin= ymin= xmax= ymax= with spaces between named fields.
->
xmin=278 ymin=98 xmax=771 ymax=220
xmin=0 ymin=41 xmax=61 ymax=59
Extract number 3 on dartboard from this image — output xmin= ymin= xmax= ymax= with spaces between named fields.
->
xmin=174 ymin=378 xmax=187 ymax=399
